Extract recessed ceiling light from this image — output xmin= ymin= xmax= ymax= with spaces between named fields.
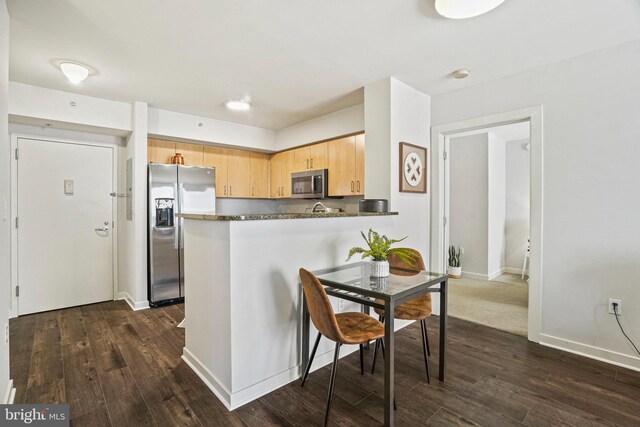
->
xmin=452 ymin=68 xmax=470 ymax=79
xmin=435 ymin=0 xmax=506 ymax=19
xmin=60 ymin=62 xmax=89 ymax=83
xmin=224 ymin=99 xmax=252 ymax=111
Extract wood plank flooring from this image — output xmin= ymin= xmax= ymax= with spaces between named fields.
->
xmin=10 ymin=300 xmax=640 ymax=426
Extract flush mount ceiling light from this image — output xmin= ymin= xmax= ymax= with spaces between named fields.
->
xmin=224 ymin=99 xmax=252 ymax=111
xmin=60 ymin=62 xmax=89 ymax=83
xmin=452 ymin=68 xmax=470 ymax=79
xmin=435 ymin=0 xmax=506 ymax=19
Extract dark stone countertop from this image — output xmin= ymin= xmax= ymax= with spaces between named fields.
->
xmin=176 ymin=212 xmax=398 ymax=221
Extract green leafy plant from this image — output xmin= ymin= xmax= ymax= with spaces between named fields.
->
xmin=347 ymin=229 xmax=418 ymax=266
xmin=448 ymin=245 xmax=461 ymax=267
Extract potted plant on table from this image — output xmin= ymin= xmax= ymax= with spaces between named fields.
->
xmin=346 ymin=229 xmax=418 ymax=277
xmin=448 ymin=245 xmax=462 ymax=278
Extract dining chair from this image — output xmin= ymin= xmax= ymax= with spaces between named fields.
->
xmin=371 ymin=249 xmax=432 ymax=383
xmin=299 ymin=268 xmax=385 ymax=427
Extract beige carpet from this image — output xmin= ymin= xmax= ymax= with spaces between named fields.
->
xmin=448 ymin=273 xmax=528 ymax=337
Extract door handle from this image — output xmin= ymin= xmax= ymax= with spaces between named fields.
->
xmin=310 ymin=158 xmax=313 ymax=169
xmin=351 ymin=181 xmax=354 ymax=192
xmin=230 ymin=186 xmax=232 ymax=196
xmin=224 ymin=185 xmax=227 ymax=196
xmin=357 ymin=180 xmax=360 ymax=192
xmin=95 ymin=227 xmax=109 ymax=232
xmin=306 ymin=159 xmax=309 ymax=169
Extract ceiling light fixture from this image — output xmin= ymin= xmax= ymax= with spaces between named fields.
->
xmin=60 ymin=62 xmax=89 ymax=83
xmin=452 ymin=68 xmax=470 ymax=79
xmin=224 ymin=99 xmax=252 ymax=111
xmin=435 ymin=0 xmax=506 ymax=19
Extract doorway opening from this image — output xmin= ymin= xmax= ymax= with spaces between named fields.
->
xmin=446 ymin=122 xmax=530 ymax=336
xmin=430 ymin=106 xmax=543 ymax=342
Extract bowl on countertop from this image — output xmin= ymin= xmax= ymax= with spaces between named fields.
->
xmin=359 ymin=199 xmax=389 ymax=213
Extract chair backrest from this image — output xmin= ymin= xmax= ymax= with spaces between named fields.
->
xmin=388 ymin=249 xmax=432 ymax=306
xmin=299 ymin=269 xmax=345 ymax=343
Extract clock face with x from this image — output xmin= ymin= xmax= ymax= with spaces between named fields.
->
xmin=403 ymin=153 xmax=423 ymax=187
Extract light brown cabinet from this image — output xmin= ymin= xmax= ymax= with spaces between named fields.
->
xmin=175 ymin=142 xmax=204 ymax=166
xmin=269 ymin=150 xmax=294 ymax=198
xmin=147 ymin=139 xmax=176 ymax=164
xmin=293 ymin=142 xmax=328 ymax=172
xmin=203 ymin=147 xmax=229 ymax=198
xmin=226 ymin=149 xmax=252 ymax=198
xmin=250 ymin=153 xmax=270 ymax=198
xmin=328 ymin=134 xmax=365 ymax=196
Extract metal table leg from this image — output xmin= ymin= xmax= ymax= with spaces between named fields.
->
xmin=384 ymin=299 xmax=395 ymax=426
xmin=439 ymin=279 xmax=448 ymax=381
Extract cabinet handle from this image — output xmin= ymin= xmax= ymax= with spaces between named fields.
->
xmin=278 ymin=187 xmax=281 ymax=196
xmin=224 ymin=185 xmax=227 ymax=196
xmin=310 ymin=158 xmax=313 ymax=169
xmin=306 ymin=159 xmax=309 ymax=169
xmin=281 ymin=186 xmax=284 ymax=196
xmin=252 ymin=187 xmax=254 ymax=197
xmin=351 ymin=181 xmax=354 ymax=193
xmin=230 ymin=186 xmax=232 ymax=196
xmin=357 ymin=180 xmax=360 ymax=193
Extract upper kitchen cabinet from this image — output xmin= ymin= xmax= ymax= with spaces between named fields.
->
xmin=250 ymin=152 xmax=270 ymax=198
xmin=203 ymin=146 xmax=228 ymax=198
xmin=270 ymin=150 xmax=294 ymax=198
xmin=328 ymin=134 xmax=365 ymax=196
xmin=226 ymin=149 xmax=251 ymax=198
xmin=293 ymin=142 xmax=328 ymax=172
xmin=147 ymin=139 xmax=176 ymax=164
xmin=175 ymin=142 xmax=204 ymax=166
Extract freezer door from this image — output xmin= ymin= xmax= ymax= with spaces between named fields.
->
xmin=177 ymin=165 xmax=216 ymax=297
xmin=148 ymin=164 xmax=181 ymax=304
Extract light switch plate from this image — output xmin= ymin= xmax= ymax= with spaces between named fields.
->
xmin=64 ymin=179 xmax=74 ymax=195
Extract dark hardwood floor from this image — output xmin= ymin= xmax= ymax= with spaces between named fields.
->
xmin=10 ymin=300 xmax=640 ymax=426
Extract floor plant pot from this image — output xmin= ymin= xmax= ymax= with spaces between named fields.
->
xmin=447 ymin=265 xmax=462 ymax=279
xmin=370 ymin=260 xmax=390 ymax=277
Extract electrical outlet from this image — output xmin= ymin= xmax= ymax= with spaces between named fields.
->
xmin=608 ymin=299 xmax=622 ymax=315
xmin=4 ymin=324 xmax=8 ymax=345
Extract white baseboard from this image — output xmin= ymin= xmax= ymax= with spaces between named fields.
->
xmin=503 ymin=267 xmax=524 ymax=275
xmin=487 ymin=268 xmax=506 ymax=280
xmin=540 ymin=334 xmax=640 ymax=373
xmin=116 ymin=292 xmax=149 ymax=311
xmin=182 ymin=347 xmax=299 ymax=411
xmin=461 ymin=270 xmax=490 ymax=281
xmin=3 ymin=379 xmax=15 ymax=404
xmin=461 ymin=268 xmax=524 ymax=281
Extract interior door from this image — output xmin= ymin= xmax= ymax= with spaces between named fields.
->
xmin=17 ymin=138 xmax=114 ymax=315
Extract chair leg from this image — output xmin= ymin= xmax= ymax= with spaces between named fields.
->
xmin=324 ymin=342 xmax=341 ymax=427
xmin=423 ymin=320 xmax=431 ymax=356
xmin=359 ymin=344 xmax=364 ymax=375
xmin=371 ymin=315 xmax=384 ymax=374
xmin=420 ymin=319 xmax=431 ymax=384
xmin=301 ymin=332 xmax=321 ymax=387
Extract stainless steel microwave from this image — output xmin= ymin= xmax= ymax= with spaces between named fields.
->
xmin=291 ymin=169 xmax=328 ymax=199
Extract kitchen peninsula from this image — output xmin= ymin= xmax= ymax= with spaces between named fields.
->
xmin=178 ymin=211 xmax=399 ymax=410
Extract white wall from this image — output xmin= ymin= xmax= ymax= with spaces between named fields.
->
xmin=0 ymin=0 xmax=12 ymax=403
xmin=449 ymin=134 xmax=488 ymax=276
xmin=275 ymin=104 xmax=364 ymax=151
xmin=432 ymin=39 xmax=640 ymax=369
xmin=148 ymin=108 xmax=276 ymax=152
xmin=487 ymin=133 xmax=506 ymax=276
xmin=364 ymin=80 xmax=392 ymax=201
xmin=505 ymin=139 xmax=530 ymax=270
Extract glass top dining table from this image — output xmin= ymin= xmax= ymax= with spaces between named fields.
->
xmin=301 ymin=262 xmax=448 ymax=427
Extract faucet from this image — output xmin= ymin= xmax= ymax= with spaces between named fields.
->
xmin=312 ymin=202 xmax=327 ymax=213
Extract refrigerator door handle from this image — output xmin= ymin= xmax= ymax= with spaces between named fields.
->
xmin=173 ymin=183 xmax=180 ymax=250
xmin=178 ymin=183 xmax=185 ymax=249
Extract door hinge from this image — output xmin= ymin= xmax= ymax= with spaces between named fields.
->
xmin=15 ymin=286 xmax=19 ymax=297
xmin=443 ymin=151 xmax=448 ymax=160
xmin=443 ymin=216 xmax=448 ymax=226
xmin=14 ymin=148 xmax=18 ymax=160
xmin=15 ymin=217 xmax=18 ymax=228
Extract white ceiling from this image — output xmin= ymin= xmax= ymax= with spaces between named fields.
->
xmin=7 ymin=0 xmax=640 ymax=130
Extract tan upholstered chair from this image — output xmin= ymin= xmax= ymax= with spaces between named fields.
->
xmin=371 ymin=249 xmax=432 ymax=383
xmin=299 ymin=268 xmax=384 ymax=427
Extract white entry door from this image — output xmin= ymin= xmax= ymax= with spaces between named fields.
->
xmin=17 ymin=138 xmax=114 ymax=315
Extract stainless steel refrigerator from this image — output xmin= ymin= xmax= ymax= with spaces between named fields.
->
xmin=148 ymin=164 xmax=216 ymax=306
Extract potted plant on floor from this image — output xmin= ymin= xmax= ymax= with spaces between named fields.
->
xmin=347 ymin=229 xmax=417 ymax=277
xmin=448 ymin=245 xmax=462 ymax=279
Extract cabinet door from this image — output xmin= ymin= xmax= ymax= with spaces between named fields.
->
xmin=226 ymin=149 xmax=251 ymax=198
xmin=175 ymin=142 xmax=204 ymax=166
xmin=293 ymin=147 xmax=310 ymax=172
xmin=250 ymin=152 xmax=270 ymax=198
xmin=280 ymin=150 xmax=294 ymax=198
xmin=203 ymin=147 xmax=228 ymax=198
xmin=147 ymin=139 xmax=176 ymax=164
xmin=355 ymin=134 xmax=365 ymax=195
xmin=328 ymin=136 xmax=356 ymax=196
xmin=269 ymin=153 xmax=282 ymax=198
xmin=310 ymin=142 xmax=328 ymax=170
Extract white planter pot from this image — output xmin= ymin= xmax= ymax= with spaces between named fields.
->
xmin=447 ymin=265 xmax=462 ymax=279
xmin=370 ymin=260 xmax=390 ymax=277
